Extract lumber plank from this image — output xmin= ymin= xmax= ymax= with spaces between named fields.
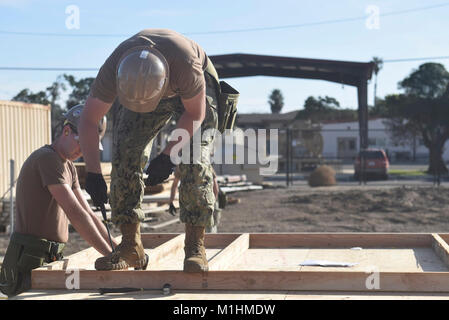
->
xmin=142 ymin=233 xmax=243 ymax=250
xmin=208 ymin=233 xmax=249 ymax=270
xmin=31 ymin=270 xmax=449 ymax=292
xmin=204 ymin=233 xmax=242 ymax=248
xmin=249 ymin=233 xmax=432 ymax=248
xmin=141 ymin=233 xmax=180 ymax=248
xmin=146 ymin=218 xmax=180 ymax=230
xmin=142 ymin=192 xmax=176 ymax=203
xmin=432 ymin=234 xmax=449 ymax=268
xmin=147 ymin=234 xmax=185 ymax=269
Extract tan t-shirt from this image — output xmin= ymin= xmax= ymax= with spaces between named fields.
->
xmin=90 ymin=29 xmax=208 ymax=103
xmin=14 ymin=145 xmax=80 ymax=243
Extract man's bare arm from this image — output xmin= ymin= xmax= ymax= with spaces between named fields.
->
xmin=163 ymin=88 xmax=206 ymax=155
xmin=78 ymin=96 xmax=112 ymax=173
xmin=47 ymin=183 xmax=113 ymax=255
xmin=72 ymin=187 xmax=119 ymax=248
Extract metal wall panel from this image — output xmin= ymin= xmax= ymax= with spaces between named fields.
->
xmin=0 ymin=101 xmax=51 ymax=198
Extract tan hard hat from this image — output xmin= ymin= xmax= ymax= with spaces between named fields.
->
xmin=63 ymin=104 xmax=106 ymax=150
xmin=116 ymin=45 xmax=169 ymax=113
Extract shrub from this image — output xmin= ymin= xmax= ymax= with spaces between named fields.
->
xmin=308 ymin=165 xmax=337 ymax=187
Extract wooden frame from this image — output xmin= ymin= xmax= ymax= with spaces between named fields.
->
xmin=32 ymin=233 xmax=449 ymax=292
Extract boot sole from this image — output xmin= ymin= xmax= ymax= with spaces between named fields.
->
xmin=95 ymin=254 xmax=149 ymax=271
xmin=135 ymin=254 xmax=149 ymax=270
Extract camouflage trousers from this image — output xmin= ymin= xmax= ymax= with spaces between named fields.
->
xmin=110 ymin=72 xmax=219 ymax=227
xmin=206 ymin=202 xmax=222 ymax=233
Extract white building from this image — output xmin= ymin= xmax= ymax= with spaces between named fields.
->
xmin=321 ymin=118 xmax=449 ymax=163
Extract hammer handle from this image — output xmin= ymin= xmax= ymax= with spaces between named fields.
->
xmin=100 ymin=203 xmax=115 ymax=253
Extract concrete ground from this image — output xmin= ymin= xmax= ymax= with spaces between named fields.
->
xmin=6 ymin=289 xmax=449 ymax=300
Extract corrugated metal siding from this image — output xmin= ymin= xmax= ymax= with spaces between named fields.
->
xmin=0 ymin=100 xmax=51 ymax=198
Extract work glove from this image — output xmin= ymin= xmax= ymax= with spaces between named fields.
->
xmin=85 ymin=172 xmax=108 ymax=207
xmin=145 ymin=153 xmax=176 ymax=186
xmin=168 ymin=202 xmax=177 ymax=216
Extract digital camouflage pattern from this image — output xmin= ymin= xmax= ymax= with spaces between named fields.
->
xmin=206 ymin=201 xmax=222 ymax=233
xmin=110 ymin=71 xmax=219 ymax=227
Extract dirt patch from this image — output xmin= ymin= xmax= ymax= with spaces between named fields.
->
xmin=1 ymin=185 xmax=449 ymax=258
xmin=150 ymin=185 xmax=449 ymax=234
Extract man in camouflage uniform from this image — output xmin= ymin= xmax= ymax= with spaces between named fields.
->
xmin=168 ymin=166 xmax=222 ymax=233
xmin=78 ymin=29 xmax=221 ymax=272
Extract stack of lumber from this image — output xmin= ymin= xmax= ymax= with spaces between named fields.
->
xmin=81 ymin=173 xmax=262 ymax=232
xmin=144 ymin=176 xmax=173 ymax=195
xmin=217 ymin=174 xmax=263 ymax=194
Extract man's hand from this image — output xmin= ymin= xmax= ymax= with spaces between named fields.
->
xmin=145 ymin=153 xmax=176 ymax=186
xmin=85 ymin=172 xmax=108 ymax=206
xmin=47 ymin=183 xmax=113 ymax=256
xmin=168 ymin=202 xmax=177 ymax=216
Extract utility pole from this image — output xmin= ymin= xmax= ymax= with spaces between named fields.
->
xmin=10 ymin=159 xmax=15 ymax=235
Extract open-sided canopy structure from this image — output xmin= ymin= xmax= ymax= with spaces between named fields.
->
xmin=209 ymin=53 xmax=374 ymax=149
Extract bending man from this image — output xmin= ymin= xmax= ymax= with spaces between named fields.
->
xmin=79 ymin=29 xmax=224 ymax=272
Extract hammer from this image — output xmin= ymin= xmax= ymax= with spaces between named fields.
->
xmin=99 ymin=203 xmax=115 ymax=253
xmin=99 ymin=284 xmax=171 ymax=295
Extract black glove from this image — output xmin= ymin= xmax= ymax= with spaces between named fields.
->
xmin=85 ymin=172 xmax=108 ymax=207
xmin=168 ymin=202 xmax=177 ymax=216
xmin=145 ymin=153 xmax=176 ymax=186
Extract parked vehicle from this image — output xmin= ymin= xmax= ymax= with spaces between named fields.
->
xmin=354 ymin=149 xmax=389 ymax=180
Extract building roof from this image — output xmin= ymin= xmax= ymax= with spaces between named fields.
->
xmin=236 ymin=110 xmax=299 ymax=126
xmin=321 ymin=117 xmax=383 ymax=125
xmin=209 ymin=53 xmax=374 ymax=86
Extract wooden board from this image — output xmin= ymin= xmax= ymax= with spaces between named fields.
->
xmin=32 ymin=233 xmax=449 ymax=292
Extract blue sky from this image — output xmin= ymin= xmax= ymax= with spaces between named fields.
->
xmin=1 ymin=0 xmax=449 ymax=113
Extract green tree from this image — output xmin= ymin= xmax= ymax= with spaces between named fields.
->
xmin=63 ymin=74 xmax=95 ymax=108
xmin=384 ymin=63 xmax=449 ymax=174
xmin=12 ymin=76 xmax=67 ymax=140
xmin=12 ymin=89 xmax=50 ymax=105
xmin=371 ymin=57 xmax=383 ymax=108
xmin=296 ymin=95 xmax=357 ymax=123
xmin=268 ymin=89 xmax=284 ymax=114
xmin=303 ymin=95 xmax=340 ymax=113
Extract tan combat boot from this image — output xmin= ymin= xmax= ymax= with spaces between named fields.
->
xmin=183 ymin=224 xmax=208 ymax=272
xmin=95 ymin=223 xmax=148 ymax=271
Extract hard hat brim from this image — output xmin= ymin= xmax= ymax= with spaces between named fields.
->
xmin=118 ymin=92 xmax=164 ymax=113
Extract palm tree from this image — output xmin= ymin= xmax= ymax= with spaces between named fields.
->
xmin=371 ymin=57 xmax=383 ymax=108
xmin=268 ymin=89 xmax=284 ymax=114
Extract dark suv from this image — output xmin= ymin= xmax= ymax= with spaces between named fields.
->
xmin=354 ymin=149 xmax=389 ymax=180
